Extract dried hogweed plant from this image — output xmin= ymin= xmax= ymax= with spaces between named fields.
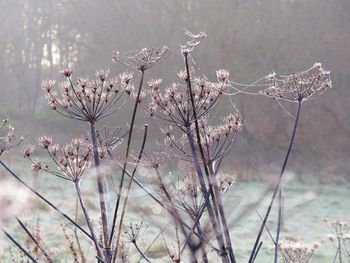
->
xmin=249 ymin=63 xmax=332 ymax=263
xmin=145 ymin=31 xmax=242 ymax=263
xmin=0 ymin=30 xmax=334 ymax=263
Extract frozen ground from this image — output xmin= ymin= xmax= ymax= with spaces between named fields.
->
xmin=0 ymin=163 xmax=349 ymax=262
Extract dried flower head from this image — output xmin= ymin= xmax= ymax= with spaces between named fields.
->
xmin=148 ymin=75 xmax=228 ymax=129
xmin=38 ymin=136 xmax=52 ymax=149
xmin=216 ymin=69 xmax=230 ymax=83
xmin=23 ymin=145 xmax=35 ymax=158
xmin=60 ymin=67 xmax=73 ymax=78
xmin=123 ymin=221 xmax=146 ymax=243
xmin=278 ymin=239 xmax=318 ymax=263
xmin=95 ymin=69 xmax=110 ymax=82
xmin=26 ymin=137 xmax=93 ymax=181
xmin=112 ymin=46 xmax=170 ymax=72
xmin=0 ymin=120 xmax=23 ymax=156
xmin=260 ymin=63 xmax=332 ymax=102
xmin=216 ymin=173 xmax=236 ymax=192
xmin=181 ymin=30 xmax=207 ymax=55
xmin=42 ymin=68 xmax=130 ymax=122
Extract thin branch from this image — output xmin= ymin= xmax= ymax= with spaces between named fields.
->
xmin=16 ymin=217 xmax=54 ymax=263
xmin=0 ymin=160 xmax=93 ymax=241
xmin=3 ymin=230 xmax=38 ymax=263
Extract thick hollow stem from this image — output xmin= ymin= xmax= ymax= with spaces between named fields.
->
xmin=90 ymin=121 xmax=111 ymax=261
xmin=249 ymin=100 xmax=302 ymax=263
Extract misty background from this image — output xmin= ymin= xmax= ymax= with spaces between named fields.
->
xmin=1 ymin=0 xmax=349 ymax=181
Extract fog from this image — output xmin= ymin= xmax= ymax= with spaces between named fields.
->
xmin=1 ymin=0 xmax=349 ymax=179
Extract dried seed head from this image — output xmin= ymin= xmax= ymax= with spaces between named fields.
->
xmin=177 ymin=70 xmax=188 ymax=81
xmin=148 ymin=79 xmax=162 ymax=90
xmin=95 ymin=69 xmax=110 ymax=82
xmin=180 ymin=30 xmax=207 ymax=55
xmin=23 ymin=145 xmax=35 ymax=158
xmin=41 ymin=80 xmax=56 ymax=93
xmin=38 ymin=136 xmax=52 ymax=149
xmin=216 ymin=69 xmax=230 ymax=82
xmin=60 ymin=67 xmax=73 ymax=78
xmin=31 ymin=162 xmax=42 ymax=172
xmin=119 ymin=72 xmax=134 ymax=86
xmin=260 ymin=63 xmax=332 ymax=102
xmin=112 ymin=46 xmax=169 ymax=71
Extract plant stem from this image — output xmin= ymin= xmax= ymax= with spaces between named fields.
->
xmin=248 ymin=100 xmax=302 ymax=263
xmin=112 ymin=124 xmax=148 ymax=263
xmin=183 ymin=52 xmax=231 ymax=263
xmin=186 ymin=126 xmax=228 ymax=263
xmin=74 ymin=181 xmax=103 ymax=261
xmin=110 ymin=70 xmax=145 ymax=246
xmin=74 ymin=197 xmax=86 ymax=263
xmin=16 ymin=217 xmax=53 ymax=263
xmin=208 ymin=165 xmax=236 ymax=262
xmin=274 ymin=100 xmax=302 ymax=263
xmin=90 ymin=121 xmax=111 ymax=261
xmin=3 ymin=230 xmax=38 ymax=263
xmin=132 ymin=241 xmax=152 ymax=263
xmin=0 ymin=160 xmax=92 ymax=240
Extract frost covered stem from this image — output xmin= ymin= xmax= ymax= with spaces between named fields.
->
xmin=183 ymin=52 xmax=231 ymax=263
xmin=90 ymin=121 xmax=111 ymax=260
xmin=110 ymin=70 xmax=145 ymax=246
xmin=249 ymin=100 xmax=302 ymax=263
xmin=74 ymin=180 xmax=103 ymax=261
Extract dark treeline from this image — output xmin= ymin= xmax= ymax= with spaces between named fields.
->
xmin=1 ymin=0 xmax=349 ymax=178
